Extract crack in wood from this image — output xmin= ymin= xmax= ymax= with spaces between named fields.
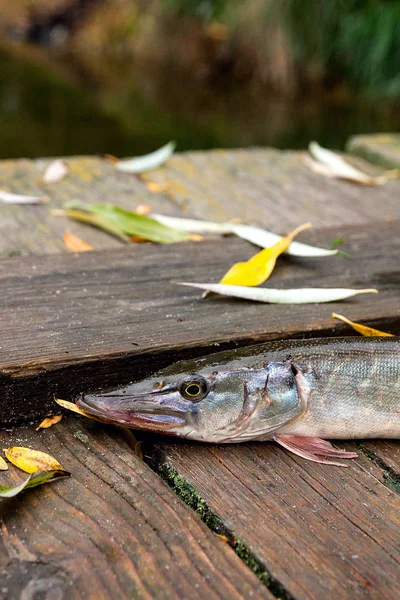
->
xmin=152 ymin=457 xmax=295 ymax=600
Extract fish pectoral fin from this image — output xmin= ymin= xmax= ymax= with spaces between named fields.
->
xmin=273 ymin=434 xmax=358 ymax=467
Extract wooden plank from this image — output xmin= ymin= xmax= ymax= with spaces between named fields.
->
xmin=0 ymin=417 xmax=271 ymax=600
xmin=0 ymin=220 xmax=399 ymax=423
xmin=1 ymin=147 xmax=400 ymax=600
xmin=0 ymin=155 xmax=175 ymax=257
xmin=0 ymin=148 xmax=399 ymax=259
xmin=139 ymin=148 xmax=400 ymax=228
xmin=347 ymin=134 xmax=400 ymax=170
xmin=159 ymin=439 xmax=400 ymax=600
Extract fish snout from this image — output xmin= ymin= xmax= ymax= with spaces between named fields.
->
xmin=77 ymin=389 xmax=189 ymax=431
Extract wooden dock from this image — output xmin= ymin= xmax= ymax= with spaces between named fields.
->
xmin=0 ymin=136 xmax=399 ymax=599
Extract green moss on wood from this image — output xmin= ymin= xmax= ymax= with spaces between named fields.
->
xmin=157 ymin=461 xmax=293 ymax=599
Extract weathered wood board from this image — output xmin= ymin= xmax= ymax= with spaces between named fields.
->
xmin=159 ymin=439 xmax=400 ymax=600
xmin=347 ymin=133 xmax=400 ymax=169
xmin=0 ymin=145 xmax=400 ymax=600
xmin=0 ymin=148 xmax=399 ymax=259
xmin=0 ymin=220 xmax=399 ymax=423
xmin=0 ymin=417 xmax=270 ymax=600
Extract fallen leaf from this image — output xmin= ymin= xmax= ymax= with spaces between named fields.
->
xmin=116 ymin=141 xmax=176 ymax=174
xmin=152 ymin=214 xmax=337 ymax=257
xmin=216 ymin=533 xmax=229 ymax=543
xmin=3 ymin=447 xmax=65 ymax=474
xmin=119 ymin=427 xmax=144 ymax=460
xmin=152 ymin=214 xmax=233 ymax=234
xmin=53 ymin=208 xmax=130 ymax=242
xmin=100 ymin=153 xmax=119 ymax=163
xmin=0 ymin=470 xmax=70 ymax=498
xmin=145 ymin=182 xmax=169 ymax=193
xmin=54 ymin=398 xmax=98 ymax=419
xmin=42 ymin=159 xmax=68 ymax=184
xmin=0 ymin=456 xmax=8 ymax=471
xmin=307 ymin=142 xmax=392 ymax=185
xmin=62 ymin=202 xmax=190 ymax=244
xmin=177 ymin=282 xmax=378 ymax=304
xmin=135 ymin=203 xmax=151 ymax=215
xmin=219 ymin=223 xmax=311 ymax=286
xmin=230 ymin=224 xmax=337 ymax=257
xmin=36 ymin=415 xmax=63 ymax=431
xmin=0 ymin=190 xmax=46 ymax=204
xmin=63 ymin=230 xmax=94 ymax=252
xmin=332 ymin=313 xmax=393 ymax=336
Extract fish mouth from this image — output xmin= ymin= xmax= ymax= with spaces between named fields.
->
xmin=77 ymin=392 xmax=188 ymax=432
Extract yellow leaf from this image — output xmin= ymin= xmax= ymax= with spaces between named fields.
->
xmin=135 ymin=203 xmax=151 ymax=215
xmin=0 ymin=456 xmax=8 ymax=470
xmin=54 ymin=398 xmax=99 ymax=420
xmin=119 ymin=427 xmax=144 ymax=460
xmin=220 ymin=223 xmax=312 ymax=286
xmin=332 ymin=313 xmax=393 ymax=336
xmin=36 ymin=415 xmax=63 ymax=431
xmin=144 ymin=181 xmax=169 ymax=193
xmin=3 ymin=447 xmax=64 ymax=474
xmin=63 ymin=230 xmax=94 ymax=252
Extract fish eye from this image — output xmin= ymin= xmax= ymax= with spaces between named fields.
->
xmin=179 ymin=377 xmax=209 ymax=402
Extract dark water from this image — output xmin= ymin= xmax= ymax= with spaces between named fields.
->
xmin=1 ymin=47 xmax=400 ymax=159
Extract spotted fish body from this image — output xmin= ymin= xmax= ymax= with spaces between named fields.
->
xmin=78 ymin=337 xmax=400 ymax=466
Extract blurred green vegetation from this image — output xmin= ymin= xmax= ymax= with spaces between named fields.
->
xmin=287 ymin=0 xmax=400 ymax=97
xmin=163 ymin=0 xmax=400 ymax=98
xmin=0 ymin=0 xmax=400 ymax=158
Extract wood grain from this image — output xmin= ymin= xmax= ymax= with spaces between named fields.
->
xmin=159 ymin=439 xmax=400 ymax=600
xmin=0 ymin=148 xmax=399 ymax=259
xmin=0 ymin=417 xmax=271 ymax=600
xmin=347 ymin=133 xmax=400 ymax=169
xmin=0 ymin=220 xmax=399 ymax=423
xmin=140 ymin=147 xmax=400 ymax=228
xmin=1 ymin=147 xmax=400 ymax=600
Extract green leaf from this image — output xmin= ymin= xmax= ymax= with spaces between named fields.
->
xmin=116 ymin=141 xmax=176 ymax=174
xmin=0 ymin=470 xmax=70 ymax=498
xmin=59 ymin=208 xmax=130 ymax=243
xmin=64 ymin=201 xmax=190 ymax=244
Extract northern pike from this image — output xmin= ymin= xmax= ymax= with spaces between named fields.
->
xmin=77 ymin=337 xmax=400 ymax=466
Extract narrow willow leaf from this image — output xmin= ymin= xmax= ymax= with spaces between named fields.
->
xmin=332 ymin=313 xmax=393 ymax=336
xmin=36 ymin=415 xmax=63 ymax=431
xmin=178 ymin=282 xmax=378 ymax=304
xmin=54 ymin=398 xmax=96 ymax=418
xmin=116 ymin=141 xmax=176 ymax=173
xmin=152 ymin=214 xmax=337 ymax=257
xmin=0 ymin=190 xmax=45 ymax=204
xmin=0 ymin=470 xmax=70 ymax=498
xmin=3 ymin=447 xmax=64 ymax=474
xmin=119 ymin=427 xmax=144 ymax=460
xmin=43 ymin=159 xmax=68 ymax=184
xmin=54 ymin=209 xmax=130 ymax=242
xmin=63 ymin=230 xmax=94 ymax=252
xmin=230 ymin=224 xmax=337 ymax=257
xmin=0 ymin=456 xmax=8 ymax=471
xmin=69 ymin=202 xmax=189 ymax=244
xmin=152 ymin=214 xmax=233 ymax=234
xmin=308 ymin=142 xmax=388 ymax=185
xmin=219 ymin=223 xmax=311 ymax=286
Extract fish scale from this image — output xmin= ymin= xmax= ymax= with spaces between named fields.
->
xmin=78 ymin=337 xmax=400 ymax=467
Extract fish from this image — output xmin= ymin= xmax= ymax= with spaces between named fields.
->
xmin=77 ymin=336 xmax=400 ymax=467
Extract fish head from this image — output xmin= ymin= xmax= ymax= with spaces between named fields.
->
xmin=77 ymin=355 xmax=309 ymax=442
